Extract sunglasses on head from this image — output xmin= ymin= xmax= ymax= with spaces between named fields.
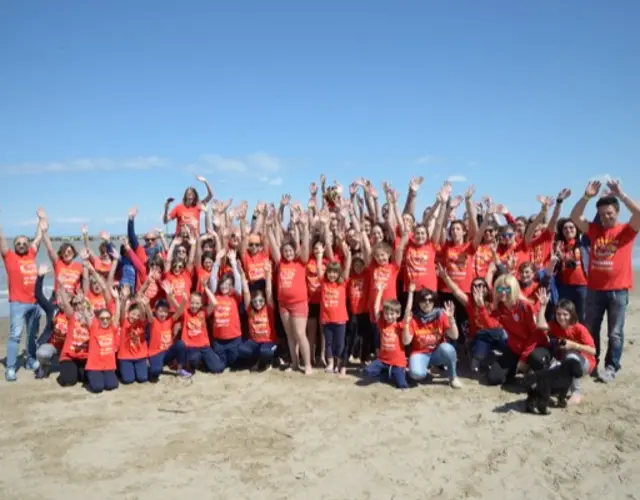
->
xmin=496 ymin=286 xmax=511 ymax=294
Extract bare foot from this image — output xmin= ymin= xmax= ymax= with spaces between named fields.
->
xmin=304 ymin=366 xmax=313 ymax=375
xmin=568 ymin=393 xmax=583 ymax=405
xmin=339 ymin=367 xmax=347 ymax=378
xmin=325 ymin=362 xmax=334 ymax=373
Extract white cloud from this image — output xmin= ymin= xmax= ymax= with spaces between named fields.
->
xmin=447 ymin=175 xmax=467 ymax=183
xmin=0 ymin=156 xmax=167 ymax=175
xmin=415 ymin=155 xmax=439 ymax=165
xmin=184 ymin=152 xmax=284 ymax=186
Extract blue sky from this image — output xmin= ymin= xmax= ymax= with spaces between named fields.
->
xmin=0 ymin=0 xmax=639 ymax=236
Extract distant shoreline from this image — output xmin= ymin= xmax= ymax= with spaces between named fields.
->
xmin=7 ymin=235 xmax=144 ymax=242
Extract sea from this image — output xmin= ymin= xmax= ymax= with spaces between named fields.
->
xmin=1 ymin=237 xmax=640 ymax=318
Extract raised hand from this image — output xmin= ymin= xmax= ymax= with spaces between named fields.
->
xmin=99 ymin=230 xmax=110 ymax=241
xmin=227 ymin=249 xmax=237 ymax=264
xmin=606 ymin=179 xmax=623 ymax=197
xmin=264 ymin=260 xmax=272 ymax=277
xmin=349 ymin=182 xmax=358 ymax=196
xmin=556 ymin=188 xmax=572 ymax=202
xmin=161 ymin=281 xmax=173 ymax=295
xmin=81 ymin=225 xmax=88 ymax=235
xmin=409 ymin=176 xmax=424 ymax=192
xmin=465 ymin=185 xmax=476 ymax=200
xmin=443 ymin=301 xmax=456 ymax=318
xmin=472 ymin=287 xmax=485 ymax=307
xmin=408 ymin=282 xmax=417 ymax=293
xmin=36 ymin=207 xmax=47 ymax=220
xmin=482 ymin=195 xmax=492 ymax=208
xmin=438 ymin=181 xmax=452 ymax=202
xmin=128 ymin=206 xmax=138 ymax=219
xmin=165 ymin=197 xmax=175 ymax=207
xmin=536 ymin=287 xmax=550 ymax=306
xmin=584 ymin=181 xmax=601 ymax=199
xmin=37 ymin=264 xmax=50 ymax=276
xmin=195 ymin=175 xmax=207 ymax=183
xmin=449 ymin=195 xmax=463 ymax=209
xmin=281 ymin=194 xmax=291 ymax=206
xmin=436 ymin=263 xmax=447 ymax=278
xmin=309 ymin=182 xmax=318 ymax=196
xmin=375 ymin=281 xmax=386 ymax=292
xmin=79 ymin=248 xmax=91 ymax=260
xmin=494 ymin=203 xmax=508 ymax=215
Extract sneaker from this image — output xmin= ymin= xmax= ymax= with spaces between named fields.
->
xmin=470 ymin=358 xmax=481 ymax=373
xmin=25 ymin=358 xmax=40 ymax=371
xmin=34 ymin=366 xmax=46 ymax=379
xmin=598 ymin=366 xmax=617 ymax=384
xmin=450 ymin=377 xmax=463 ymax=389
xmin=5 ymin=368 xmax=17 ymax=382
xmin=176 ymin=369 xmax=192 ymax=379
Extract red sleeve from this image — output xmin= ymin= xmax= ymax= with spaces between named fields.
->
xmin=440 ymin=314 xmax=451 ymax=331
xmin=127 ymin=248 xmax=147 ymax=280
xmin=504 ymin=212 xmax=516 ymax=225
xmin=576 ymin=324 xmax=595 ymax=348
xmin=168 ymin=205 xmax=180 ymax=221
xmin=135 ymin=246 xmax=147 ymax=266
xmin=530 ymin=229 xmax=554 ymax=246
xmin=619 ymin=223 xmax=639 ymax=245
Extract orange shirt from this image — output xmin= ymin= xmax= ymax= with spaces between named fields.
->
xmin=143 ymin=277 xmax=164 ymax=305
xmin=54 ymin=260 xmax=83 ymax=294
xmin=90 ymin=256 xmax=112 ymax=276
xmin=367 ymin=262 xmax=400 ymax=320
xmin=242 ymin=249 xmax=270 ymax=283
xmin=248 ymin=306 xmax=277 ymax=343
xmin=164 ymin=270 xmax=192 ymax=309
xmin=586 ymin=222 xmax=637 ymax=291
xmin=2 ymin=248 xmax=38 ymax=303
xmin=548 ymin=321 xmax=596 ymax=373
xmin=347 ymin=272 xmax=369 ymax=315
xmin=320 ymin=280 xmax=348 ymax=324
xmin=118 ymin=319 xmax=148 ymax=360
xmin=148 ymin=317 xmax=175 ymax=356
xmin=195 ymin=267 xmax=212 ymax=295
xmin=60 ymin=315 xmax=90 ymax=361
xmin=86 ymin=319 xmax=118 ymax=371
xmin=169 ymin=203 xmax=202 ymax=235
xmin=528 ymin=230 xmax=553 ymax=270
xmin=496 ymin=242 xmax=527 ymax=274
xmin=473 ymin=243 xmax=494 ymax=279
xmin=212 ymin=293 xmax=242 ymax=340
xmin=49 ymin=313 xmax=68 ymax=352
xmin=277 ymin=259 xmax=307 ymax=306
xmin=403 ymin=242 xmax=437 ymax=292
xmin=181 ymin=309 xmax=210 ymax=348
xmin=409 ymin=314 xmax=451 ymax=354
xmin=558 ymin=239 xmax=588 ymax=286
xmin=87 ymin=290 xmax=107 ymax=313
xmin=377 ymin=320 xmax=406 ymax=367
xmin=438 ymin=241 xmax=475 ymax=293
xmin=305 ymin=258 xmax=327 ymax=304
xmin=520 ymin=281 xmax=540 ymax=302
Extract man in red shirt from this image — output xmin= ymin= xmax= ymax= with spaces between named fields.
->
xmin=1 ymin=221 xmax=44 ymax=381
xmin=570 ymin=180 xmax=640 ymax=383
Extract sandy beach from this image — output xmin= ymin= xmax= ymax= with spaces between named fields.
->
xmin=1 ymin=277 xmax=639 ymax=500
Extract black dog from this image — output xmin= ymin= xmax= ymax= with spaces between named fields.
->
xmin=524 ymin=357 xmax=584 ymax=415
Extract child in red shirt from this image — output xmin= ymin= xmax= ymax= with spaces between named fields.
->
xmin=86 ymin=305 xmax=121 ymax=394
xmin=146 ymin=286 xmax=185 ymax=381
xmin=362 ymin=282 xmax=409 ymax=389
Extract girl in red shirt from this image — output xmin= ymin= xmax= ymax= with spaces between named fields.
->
xmin=146 ymin=287 xmax=185 ymax=380
xmin=317 ymin=244 xmax=352 ymax=375
xmin=267 ymin=213 xmax=312 ymax=375
xmin=346 ymin=254 xmax=371 ymax=364
xmin=86 ymin=303 xmax=121 ymax=394
xmin=118 ymin=294 xmax=150 ymax=384
xmin=555 ymin=218 xmax=588 ymax=324
xmin=238 ymin=262 xmax=278 ymax=371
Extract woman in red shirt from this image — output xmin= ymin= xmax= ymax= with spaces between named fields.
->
xmin=86 ymin=301 xmax=121 ymax=394
xmin=555 ymin=218 xmax=589 ymax=324
xmin=317 ymin=243 xmax=352 ymax=375
xmin=42 ymin=224 xmax=83 ymax=295
xmin=238 ymin=262 xmax=278 ymax=371
xmin=163 ymin=175 xmax=213 ymax=236
xmin=487 ymin=274 xmax=551 ymax=386
xmin=267 ymin=212 xmax=312 ymax=375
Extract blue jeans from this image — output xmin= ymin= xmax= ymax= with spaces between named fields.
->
xmin=119 ymin=358 xmax=149 ymax=384
xmin=585 ymin=289 xmax=628 ymax=371
xmin=175 ymin=340 xmax=225 ymax=373
xmin=364 ymin=359 xmax=409 ymax=389
xmin=148 ymin=344 xmax=180 ymax=379
xmin=213 ymin=337 xmax=243 ymax=370
xmin=238 ymin=340 xmax=276 ymax=365
xmin=7 ymin=302 xmax=41 ymax=371
xmin=323 ymin=323 xmax=347 ymax=359
xmin=471 ymin=328 xmax=508 ymax=361
xmin=558 ymin=284 xmax=588 ymax=324
xmin=86 ymin=370 xmax=119 ymax=393
xmin=408 ymin=342 xmax=458 ymax=381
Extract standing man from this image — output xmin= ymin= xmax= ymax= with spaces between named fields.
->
xmin=569 ymin=180 xmax=640 ymax=383
xmin=0 ymin=214 xmax=45 ymax=381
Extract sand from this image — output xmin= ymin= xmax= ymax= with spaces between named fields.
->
xmin=1 ymin=280 xmax=640 ymax=500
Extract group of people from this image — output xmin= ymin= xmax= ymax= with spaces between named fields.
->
xmin=1 ymin=174 xmax=637 ymax=410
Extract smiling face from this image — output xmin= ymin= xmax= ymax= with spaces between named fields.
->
xmin=372 ymin=225 xmax=385 ymax=244
xmin=127 ymin=305 xmax=141 ymax=323
xmin=282 ymin=243 xmax=295 ymax=262
xmin=183 ymin=187 xmax=197 ymax=206
xmin=176 ymin=245 xmax=188 ymax=262
xmin=597 ymin=203 xmax=619 ymax=228
xmin=413 ymin=225 xmax=428 ymax=245
xmin=172 ymin=261 xmax=186 ymax=275
xmin=449 ymin=221 xmax=465 ymax=244
xmin=59 ymin=244 xmax=76 ymax=264
xmin=155 ymin=305 xmax=169 ymax=321
xmin=189 ymin=293 xmax=203 ymax=313
xmin=13 ymin=236 xmax=29 ymax=256
xmin=250 ymin=290 xmax=266 ymax=311
xmin=562 ymin=220 xmax=577 ymax=240
xmin=515 ymin=218 xmax=527 ymax=236
xmin=363 ymin=219 xmax=372 ymax=236
xmin=218 ymin=276 xmax=232 ymax=295
xmin=556 ymin=307 xmax=572 ymax=328
xmin=417 ymin=292 xmax=436 ymax=314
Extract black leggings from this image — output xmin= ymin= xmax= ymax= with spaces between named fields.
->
xmin=58 ymin=360 xmax=87 ymax=387
xmin=487 ymin=347 xmax=551 ymax=386
xmin=345 ymin=313 xmax=372 ymax=363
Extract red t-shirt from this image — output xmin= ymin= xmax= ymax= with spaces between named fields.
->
xmin=194 ymin=267 xmax=212 ymax=302
xmin=2 ymin=248 xmax=38 ymax=303
xmin=347 ymin=272 xmax=369 ymax=315
xmin=496 ymin=242 xmax=528 ymax=274
xmin=54 ymin=260 xmax=83 ymax=294
xmin=248 ymin=306 xmax=277 ymax=344
xmin=402 ymin=242 xmax=437 ymax=292
xmin=169 ymin=203 xmax=202 ymax=235
xmin=464 ymin=301 xmax=501 ymax=339
xmin=409 ymin=314 xmax=450 ymax=354
xmin=181 ymin=309 xmax=210 ymax=348
xmin=473 ymin=244 xmax=494 ymax=279
xmin=86 ymin=319 xmax=118 ymax=371
xmin=492 ymin=300 xmax=548 ymax=361
xmin=277 ymin=259 xmax=307 ymax=306
xmin=87 ymin=290 xmax=108 ymax=313
xmin=118 ymin=319 xmax=148 ymax=360
xmin=49 ymin=313 xmax=68 ymax=352
xmin=148 ymin=317 xmax=175 ymax=356
xmin=242 ymin=249 xmax=270 ymax=283
xmin=558 ymin=239 xmax=588 ymax=286
xmin=528 ymin=230 xmax=553 ymax=270
xmin=367 ymin=262 xmax=400 ymax=320
xmin=586 ymin=222 xmax=637 ymax=290
xmin=305 ymin=258 xmax=327 ymax=304
xmin=90 ymin=256 xmax=112 ymax=276
xmin=320 ymin=280 xmax=348 ymax=324
xmin=548 ymin=321 xmax=596 ymax=373
xmin=164 ymin=270 xmax=192 ymax=309
xmin=212 ymin=293 xmax=242 ymax=340
xmin=438 ymin=241 xmax=475 ymax=293
xmin=60 ymin=315 xmax=91 ymax=361
xmin=377 ymin=319 xmax=406 ymax=368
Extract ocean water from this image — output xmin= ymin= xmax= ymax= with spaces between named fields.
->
xmin=1 ymin=237 xmax=640 ymax=318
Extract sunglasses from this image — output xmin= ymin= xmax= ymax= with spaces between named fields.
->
xmin=419 ymin=296 xmax=435 ymax=303
xmin=496 ymin=286 xmax=511 ymax=294
xmin=500 ymin=233 xmax=514 ymax=238
xmin=484 ymin=228 xmax=496 ymax=233
xmin=99 ymin=315 xmax=111 ymax=321
xmin=248 ymin=243 xmax=261 ymax=248
xmin=15 ymin=241 xmax=28 ymax=246
xmin=145 ymin=238 xmax=157 ymax=243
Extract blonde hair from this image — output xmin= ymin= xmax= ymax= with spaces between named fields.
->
xmin=492 ymin=273 xmax=521 ymax=308
xmin=383 ymin=299 xmax=402 ymax=315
